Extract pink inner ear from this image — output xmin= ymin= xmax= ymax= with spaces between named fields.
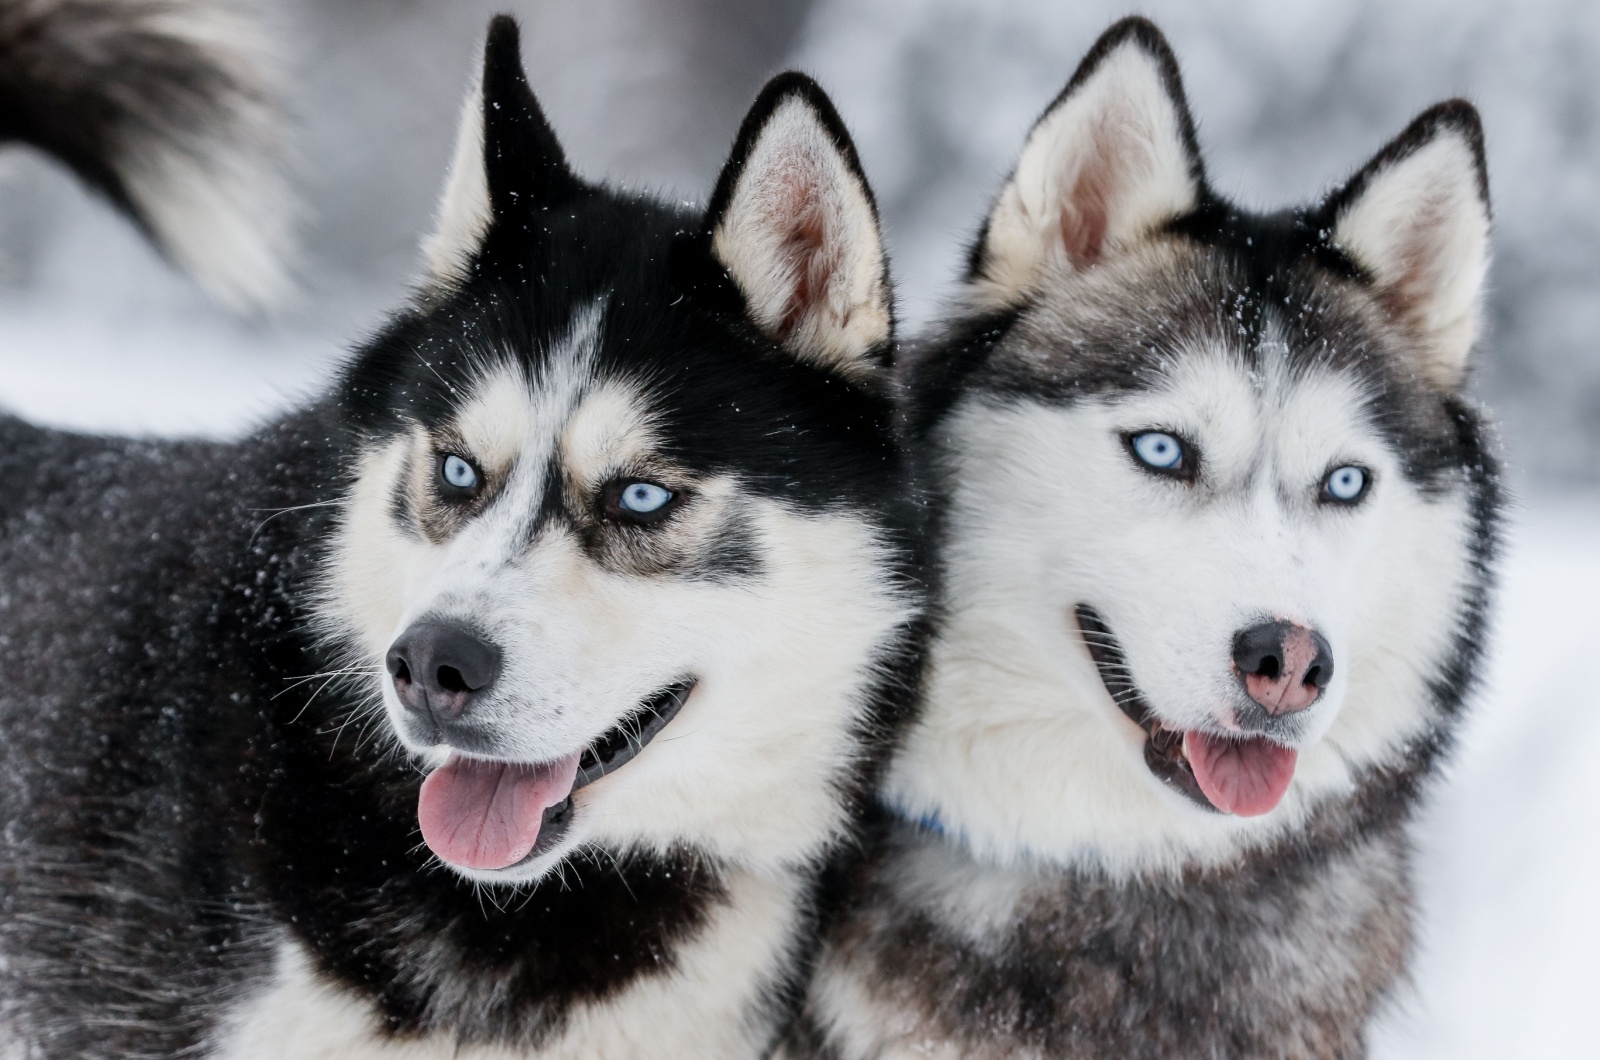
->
xmin=1058 ymin=134 xmax=1118 ymax=269
xmin=1386 ymin=196 xmax=1453 ymax=325
xmin=772 ymin=168 xmax=839 ymax=340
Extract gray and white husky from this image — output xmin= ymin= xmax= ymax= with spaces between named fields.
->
xmin=0 ymin=13 xmax=923 ymax=1060
xmin=796 ymin=17 xmax=1500 ymax=1059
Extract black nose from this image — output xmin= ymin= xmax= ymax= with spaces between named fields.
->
xmin=386 ymin=621 xmax=501 ymax=724
xmin=1231 ymin=620 xmax=1334 ymax=716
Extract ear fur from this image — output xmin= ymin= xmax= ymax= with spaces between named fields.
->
xmin=968 ymin=17 xmax=1204 ymax=308
xmin=1329 ymin=100 xmax=1490 ymax=390
xmin=705 ymin=72 xmax=892 ymax=385
xmin=423 ymin=16 xmax=579 ymax=285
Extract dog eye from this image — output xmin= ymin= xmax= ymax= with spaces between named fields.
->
xmin=1321 ymin=465 xmax=1368 ymax=505
xmin=604 ymin=480 xmax=677 ymax=523
xmin=439 ymin=454 xmax=479 ymax=493
xmin=621 ymin=483 xmax=671 ymax=512
xmin=1126 ymin=431 xmax=1193 ymax=480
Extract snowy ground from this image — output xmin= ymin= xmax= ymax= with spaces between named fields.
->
xmin=1370 ymin=497 xmax=1600 ymax=1059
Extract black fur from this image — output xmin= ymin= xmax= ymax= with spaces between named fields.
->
xmin=0 ymin=19 xmax=926 ymax=1059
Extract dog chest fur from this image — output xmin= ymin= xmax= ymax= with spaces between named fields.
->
xmin=212 ymin=867 xmax=802 ymax=1060
xmin=806 ymin=821 xmax=1411 ymax=1059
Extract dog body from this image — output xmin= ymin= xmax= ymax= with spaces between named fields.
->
xmin=0 ymin=18 xmax=922 ymax=1059
xmin=797 ymin=19 xmax=1499 ymax=1059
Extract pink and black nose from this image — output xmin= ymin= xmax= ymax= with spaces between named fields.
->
xmin=386 ymin=621 xmax=501 ymax=726
xmin=1231 ymin=621 xmax=1334 ymax=716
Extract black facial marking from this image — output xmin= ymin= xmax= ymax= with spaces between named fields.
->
xmin=1166 ymin=199 xmax=1367 ymax=293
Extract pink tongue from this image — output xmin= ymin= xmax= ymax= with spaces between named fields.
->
xmin=417 ymin=753 xmax=581 ymax=870
xmin=1183 ymin=731 xmax=1298 ymax=817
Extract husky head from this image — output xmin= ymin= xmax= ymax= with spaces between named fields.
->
xmin=889 ymin=18 xmax=1499 ymax=872
xmin=318 ymin=18 xmax=915 ymax=886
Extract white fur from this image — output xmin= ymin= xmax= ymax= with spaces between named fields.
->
xmin=422 ymin=65 xmax=491 ymax=286
xmin=1334 ymin=130 xmax=1491 ymax=389
xmin=886 ymin=342 xmax=1475 ymax=875
xmin=803 ymin=843 xmax=1050 ymax=1060
xmin=211 ymin=867 xmax=802 ymax=1060
xmin=970 ymin=38 xmax=1198 ymax=308
xmin=806 ymin=959 xmax=1015 ymax=1060
xmin=99 ymin=0 xmax=297 ymax=312
xmin=711 ymin=96 xmax=890 ymax=383
xmin=319 ymin=304 xmax=913 ymax=886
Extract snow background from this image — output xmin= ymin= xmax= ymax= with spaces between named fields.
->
xmin=0 ymin=0 xmax=1596 ymax=1053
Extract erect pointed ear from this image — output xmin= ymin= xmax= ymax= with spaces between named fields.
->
xmin=1329 ymin=101 xmax=1490 ymax=391
xmin=968 ymin=17 xmax=1204 ymax=308
xmin=423 ymin=15 xmax=580 ymax=284
xmin=705 ymin=72 xmax=892 ymax=385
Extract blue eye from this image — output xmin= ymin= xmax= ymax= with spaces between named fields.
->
xmin=1323 ymin=465 xmax=1368 ymax=504
xmin=617 ymin=481 xmax=674 ymax=516
xmin=440 ymin=454 xmax=478 ymax=491
xmin=1128 ymin=431 xmax=1190 ymax=477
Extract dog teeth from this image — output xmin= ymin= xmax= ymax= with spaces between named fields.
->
xmin=1149 ymin=723 xmax=1184 ymax=758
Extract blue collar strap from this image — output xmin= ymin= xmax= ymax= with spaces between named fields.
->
xmin=882 ymin=799 xmax=948 ymax=838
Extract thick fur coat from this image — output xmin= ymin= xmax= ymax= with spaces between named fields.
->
xmin=0 ymin=16 xmax=925 ymax=1060
xmin=796 ymin=18 xmax=1501 ymax=1059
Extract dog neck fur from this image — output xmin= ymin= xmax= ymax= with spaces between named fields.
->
xmin=707 ymin=75 xmax=892 ymax=386
xmin=967 ymin=21 xmax=1203 ymax=310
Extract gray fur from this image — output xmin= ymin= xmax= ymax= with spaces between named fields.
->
xmin=793 ymin=17 xmax=1501 ymax=1060
xmin=818 ymin=817 xmax=1410 ymax=1059
xmin=0 ymin=0 xmax=296 ymax=310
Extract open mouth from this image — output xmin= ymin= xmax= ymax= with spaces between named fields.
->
xmin=416 ymin=678 xmax=695 ymax=871
xmin=1073 ymin=605 xmax=1296 ymax=817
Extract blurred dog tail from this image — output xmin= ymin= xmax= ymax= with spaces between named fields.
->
xmin=0 ymin=0 xmax=297 ymax=312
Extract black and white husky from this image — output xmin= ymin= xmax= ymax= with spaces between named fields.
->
xmin=796 ymin=18 xmax=1500 ymax=1059
xmin=0 ymin=15 xmax=924 ymax=1059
